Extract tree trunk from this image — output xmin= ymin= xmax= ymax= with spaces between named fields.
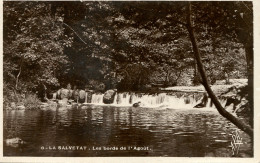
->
xmin=43 ymin=84 xmax=49 ymax=101
xmin=245 ymin=44 xmax=253 ymax=128
xmin=185 ymin=2 xmax=253 ymax=137
xmin=164 ymin=69 xmax=170 ymax=86
xmin=175 ymin=70 xmax=182 ymax=85
xmin=15 ymin=62 xmax=22 ymax=90
xmin=193 ymin=58 xmax=197 ymax=81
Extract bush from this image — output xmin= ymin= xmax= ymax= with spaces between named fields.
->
xmin=22 ymin=94 xmax=41 ymax=109
xmin=88 ymin=80 xmax=106 ymax=92
xmin=3 ymin=85 xmax=41 ymax=110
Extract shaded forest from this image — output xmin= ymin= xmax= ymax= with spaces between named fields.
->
xmin=3 ymin=1 xmax=251 ymax=91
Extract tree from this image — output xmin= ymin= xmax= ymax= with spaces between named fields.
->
xmin=191 ymin=1 xmax=253 ymax=126
xmin=3 ymin=2 xmax=71 ymax=98
xmin=185 ymin=2 xmax=253 ymax=137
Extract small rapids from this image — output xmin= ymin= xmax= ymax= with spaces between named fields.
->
xmin=87 ymin=92 xmax=227 ymax=109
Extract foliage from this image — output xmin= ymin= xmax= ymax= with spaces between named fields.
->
xmin=4 ymin=2 xmax=71 ymax=92
xmin=3 ymin=83 xmax=40 ymax=110
xmin=3 ymin=1 xmax=250 ymax=96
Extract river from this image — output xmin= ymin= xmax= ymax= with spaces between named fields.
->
xmin=3 ymin=104 xmax=252 ymax=157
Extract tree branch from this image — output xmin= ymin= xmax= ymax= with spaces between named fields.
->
xmin=15 ymin=60 xmax=22 ymax=90
xmin=63 ymin=22 xmax=88 ymax=45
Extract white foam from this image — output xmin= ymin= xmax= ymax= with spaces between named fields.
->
xmin=86 ymin=92 xmax=226 ymax=111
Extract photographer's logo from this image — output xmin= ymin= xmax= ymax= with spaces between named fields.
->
xmin=231 ymin=129 xmax=243 ymax=156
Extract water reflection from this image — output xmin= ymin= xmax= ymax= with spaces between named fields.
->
xmin=3 ymin=105 xmax=252 ymax=157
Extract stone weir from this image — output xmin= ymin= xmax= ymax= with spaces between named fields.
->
xmin=52 ymin=79 xmax=248 ymax=111
xmin=90 ymin=91 xmax=217 ymax=109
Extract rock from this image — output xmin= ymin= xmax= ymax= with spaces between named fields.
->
xmin=60 ymin=88 xmax=70 ymax=99
xmin=86 ymin=90 xmax=93 ymax=103
xmin=194 ymin=103 xmax=205 ymax=108
xmin=16 ymin=105 xmax=25 ymax=110
xmin=56 ymin=89 xmax=61 ymax=99
xmin=72 ymin=89 xmax=79 ymax=102
xmin=103 ymin=89 xmax=117 ymax=104
xmin=40 ymin=101 xmax=57 ymax=108
xmin=132 ymin=101 xmax=146 ymax=107
xmin=10 ymin=102 xmax=16 ymax=109
xmin=194 ymin=93 xmax=208 ymax=108
xmin=53 ymin=92 xmax=57 ymax=100
xmin=58 ymin=98 xmax=68 ymax=106
xmin=133 ymin=101 xmax=142 ymax=107
xmin=48 ymin=100 xmax=58 ymax=105
xmin=5 ymin=137 xmax=25 ymax=148
xmin=79 ymin=90 xmax=86 ymax=103
xmin=40 ymin=102 xmax=49 ymax=108
xmin=225 ymin=96 xmax=240 ymax=107
xmin=68 ymin=89 xmax=73 ymax=99
xmin=5 ymin=107 xmax=12 ymax=110
xmin=68 ymin=99 xmax=75 ymax=104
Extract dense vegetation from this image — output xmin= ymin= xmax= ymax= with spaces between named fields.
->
xmin=3 ymin=2 xmax=253 ymax=134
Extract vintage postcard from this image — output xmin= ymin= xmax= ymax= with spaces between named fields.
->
xmin=0 ymin=0 xmax=259 ymax=163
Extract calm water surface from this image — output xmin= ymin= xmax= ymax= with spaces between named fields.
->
xmin=3 ymin=105 xmax=252 ymax=157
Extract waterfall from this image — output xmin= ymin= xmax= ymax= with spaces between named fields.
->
xmin=91 ymin=93 xmax=104 ymax=104
xmin=85 ymin=92 xmax=88 ymax=103
xmin=87 ymin=92 xmax=227 ymax=109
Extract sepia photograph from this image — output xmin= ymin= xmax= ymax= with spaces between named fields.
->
xmin=1 ymin=0 xmax=258 ymax=160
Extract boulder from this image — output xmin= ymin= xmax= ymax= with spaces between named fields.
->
xmin=72 ymin=89 xmax=79 ymax=102
xmin=79 ymin=90 xmax=86 ymax=103
xmin=194 ymin=93 xmax=208 ymax=108
xmin=86 ymin=90 xmax=93 ymax=103
xmin=48 ymin=100 xmax=58 ymax=106
xmin=132 ymin=101 xmax=146 ymax=107
xmin=133 ymin=101 xmax=141 ymax=107
xmin=68 ymin=89 xmax=73 ymax=99
xmin=225 ymin=96 xmax=240 ymax=107
xmin=68 ymin=99 xmax=75 ymax=104
xmin=40 ymin=103 xmax=49 ymax=108
xmin=10 ymin=102 xmax=16 ymax=109
xmin=60 ymin=88 xmax=70 ymax=99
xmin=5 ymin=137 xmax=25 ymax=148
xmin=103 ymin=89 xmax=117 ymax=104
xmin=56 ymin=89 xmax=61 ymax=99
xmin=58 ymin=98 xmax=68 ymax=106
xmin=52 ymin=92 xmax=57 ymax=100
xmin=16 ymin=105 xmax=25 ymax=110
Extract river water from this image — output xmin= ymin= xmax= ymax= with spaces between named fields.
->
xmin=3 ymin=104 xmax=252 ymax=157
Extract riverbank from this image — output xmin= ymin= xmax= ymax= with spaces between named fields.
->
xmin=162 ymin=79 xmax=247 ymax=95
xmin=3 ymin=92 xmax=42 ymax=110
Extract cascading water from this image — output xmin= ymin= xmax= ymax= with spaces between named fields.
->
xmin=87 ymin=92 xmax=227 ymax=109
xmin=85 ymin=92 xmax=88 ymax=103
xmin=91 ymin=93 xmax=104 ymax=104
